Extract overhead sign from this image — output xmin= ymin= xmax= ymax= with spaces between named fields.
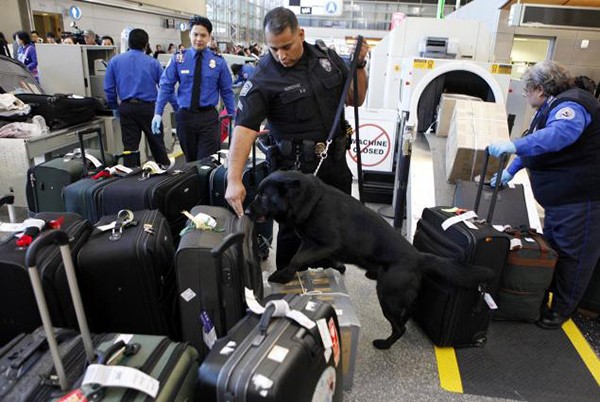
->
xmin=179 ymin=22 xmax=187 ymax=32
xmin=286 ymin=0 xmax=343 ymax=17
xmin=68 ymin=5 xmax=82 ymax=21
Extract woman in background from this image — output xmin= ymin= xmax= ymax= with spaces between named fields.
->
xmin=14 ymin=31 xmax=38 ymax=81
xmin=0 ymin=32 xmax=10 ymax=57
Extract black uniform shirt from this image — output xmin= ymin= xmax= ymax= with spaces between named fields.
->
xmin=236 ymin=42 xmax=347 ymax=141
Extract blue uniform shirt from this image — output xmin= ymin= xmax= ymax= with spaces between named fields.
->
xmin=233 ymin=64 xmax=255 ymax=86
xmin=103 ymin=49 xmax=175 ymax=110
xmin=155 ymin=48 xmax=234 ymax=115
xmin=508 ymin=99 xmax=592 ymax=176
xmin=17 ymin=44 xmax=38 ymax=78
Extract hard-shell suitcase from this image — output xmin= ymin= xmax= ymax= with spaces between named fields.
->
xmin=77 ymin=209 xmax=177 ymax=337
xmin=454 ymin=181 xmax=529 ymax=228
xmin=26 ymin=128 xmax=113 ymax=213
xmin=100 ymin=165 xmax=202 ymax=238
xmin=412 ymin=150 xmax=511 ymax=347
xmin=198 ymin=293 xmax=344 ymax=401
xmin=15 ymin=93 xmax=99 ymax=130
xmin=209 ymin=145 xmax=273 ymax=258
xmin=494 ymin=228 xmax=557 ymax=322
xmin=0 ymin=212 xmax=92 ymax=346
xmin=10 ymin=229 xmax=199 ymax=401
xmin=175 ymin=205 xmax=263 ymax=358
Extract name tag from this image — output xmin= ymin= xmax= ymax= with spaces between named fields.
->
xmin=181 ymin=69 xmax=190 ymax=74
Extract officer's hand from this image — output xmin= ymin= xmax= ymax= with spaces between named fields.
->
xmin=355 ymin=39 xmax=369 ymax=65
xmin=490 ymin=169 xmax=514 ymax=188
xmin=112 ymin=109 xmax=120 ymax=119
xmin=488 ymin=141 xmax=516 ymax=157
xmin=151 ymin=114 xmax=162 ymax=135
xmin=225 ymin=179 xmax=246 ymax=218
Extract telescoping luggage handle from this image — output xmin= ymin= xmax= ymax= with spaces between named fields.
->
xmin=473 ymin=147 xmax=508 ymax=223
xmin=0 ymin=194 xmax=16 ymax=223
xmin=76 ymin=127 xmax=107 ymax=176
xmin=25 ymin=229 xmax=96 ymax=390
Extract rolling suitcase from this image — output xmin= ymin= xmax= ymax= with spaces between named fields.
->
xmin=494 ymin=227 xmax=557 ymax=322
xmin=175 ymin=205 xmax=263 ymax=358
xmin=0 ymin=212 xmax=92 ymax=347
xmin=198 ymin=293 xmax=343 ymax=401
xmin=4 ymin=229 xmax=199 ymax=401
xmin=412 ymin=150 xmax=511 ymax=347
xmin=76 ymin=209 xmax=177 ymax=337
xmin=26 ymin=127 xmax=113 ymax=213
xmin=209 ymin=144 xmax=273 ymax=258
xmin=15 ymin=93 xmax=99 ymax=130
xmin=99 ymin=164 xmax=202 ymax=238
xmin=454 ymin=180 xmax=529 ymax=228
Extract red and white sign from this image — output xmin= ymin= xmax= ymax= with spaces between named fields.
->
xmin=390 ymin=12 xmax=406 ymax=30
xmin=345 ymin=108 xmax=398 ymax=177
xmin=328 ymin=318 xmax=340 ymax=368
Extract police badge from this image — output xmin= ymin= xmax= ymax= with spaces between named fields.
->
xmin=320 ymin=58 xmax=332 ymax=72
xmin=209 ymin=59 xmax=216 ymax=69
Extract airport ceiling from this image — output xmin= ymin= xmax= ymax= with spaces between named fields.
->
xmin=500 ymin=0 xmax=600 ymax=8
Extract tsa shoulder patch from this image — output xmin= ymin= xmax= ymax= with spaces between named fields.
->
xmin=240 ymin=80 xmax=253 ymax=97
xmin=555 ymin=106 xmax=576 ymax=120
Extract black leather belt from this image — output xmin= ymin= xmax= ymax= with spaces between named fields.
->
xmin=182 ymin=106 xmax=215 ymax=112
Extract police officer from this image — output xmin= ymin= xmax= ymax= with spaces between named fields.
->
xmin=489 ymin=60 xmax=600 ymax=329
xmin=104 ymin=28 xmax=173 ymax=167
xmin=225 ymin=7 xmax=368 ymax=279
xmin=231 ymin=63 xmax=256 ymax=87
xmin=153 ymin=16 xmax=235 ymax=162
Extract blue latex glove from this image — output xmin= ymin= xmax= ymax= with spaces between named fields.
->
xmin=151 ymin=114 xmax=162 ymax=135
xmin=488 ymin=141 xmax=516 ymax=157
xmin=490 ymin=169 xmax=514 ymax=187
xmin=112 ymin=109 xmax=120 ymax=119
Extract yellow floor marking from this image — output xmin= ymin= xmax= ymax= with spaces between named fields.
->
xmin=169 ymin=150 xmax=183 ymax=159
xmin=562 ymin=319 xmax=600 ymax=386
xmin=434 ymin=346 xmax=463 ymax=393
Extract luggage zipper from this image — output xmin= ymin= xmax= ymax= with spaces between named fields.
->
xmin=121 ymin=337 xmax=171 ymax=402
xmin=143 ymin=343 xmax=189 ymax=402
xmin=135 ymin=210 xmax=162 ymax=332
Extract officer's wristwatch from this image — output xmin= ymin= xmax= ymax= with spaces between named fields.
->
xmin=357 ymin=59 xmax=367 ymax=69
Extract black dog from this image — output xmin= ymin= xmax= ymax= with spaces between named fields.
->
xmin=245 ymin=171 xmax=494 ymax=349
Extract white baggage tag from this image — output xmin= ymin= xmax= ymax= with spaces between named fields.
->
xmin=510 ymin=238 xmax=523 ymax=250
xmin=82 ymin=364 xmax=159 ymax=398
xmin=484 ymin=293 xmax=498 ymax=310
xmin=441 ymin=211 xmax=478 ymax=231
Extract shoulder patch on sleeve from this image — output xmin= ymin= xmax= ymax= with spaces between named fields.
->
xmin=240 ymin=80 xmax=253 ymax=97
xmin=555 ymin=106 xmax=576 ymax=120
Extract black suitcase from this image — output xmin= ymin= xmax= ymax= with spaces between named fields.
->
xmin=412 ymin=150 xmax=511 ymax=347
xmin=99 ymin=165 xmax=202 ymax=238
xmin=175 ymin=205 xmax=263 ymax=358
xmin=198 ymin=294 xmax=343 ymax=401
xmin=0 ymin=212 xmax=93 ymax=347
xmin=15 ymin=93 xmax=99 ymax=130
xmin=2 ymin=229 xmax=199 ymax=401
xmin=76 ymin=209 xmax=177 ymax=337
xmin=209 ymin=146 xmax=273 ymax=258
xmin=454 ymin=180 xmax=529 ymax=228
xmin=187 ymin=155 xmax=222 ymax=206
xmin=26 ymin=128 xmax=114 ymax=213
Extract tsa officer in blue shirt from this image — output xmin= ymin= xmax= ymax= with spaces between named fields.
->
xmin=231 ymin=63 xmax=256 ymax=87
xmin=104 ymin=28 xmax=173 ymax=167
xmin=153 ymin=16 xmax=235 ymax=162
xmin=489 ymin=60 xmax=600 ymax=329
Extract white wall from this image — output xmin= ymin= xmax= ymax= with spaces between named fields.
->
xmin=29 ymin=0 xmax=187 ymax=51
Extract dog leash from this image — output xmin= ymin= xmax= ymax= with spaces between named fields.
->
xmin=314 ymin=36 xmax=364 ymax=177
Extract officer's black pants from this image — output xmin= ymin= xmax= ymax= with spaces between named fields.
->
xmin=176 ymin=107 xmax=219 ymax=162
xmin=118 ymin=102 xmax=170 ymax=167
xmin=275 ymin=157 xmax=353 ymax=271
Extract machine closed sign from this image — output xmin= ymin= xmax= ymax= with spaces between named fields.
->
xmin=414 ymin=58 xmax=435 ymax=69
xmin=345 ymin=108 xmax=398 ymax=176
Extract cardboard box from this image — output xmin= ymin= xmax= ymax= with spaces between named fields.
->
xmin=446 ymin=100 xmax=509 ymax=183
xmin=436 ymin=94 xmax=482 ymax=137
xmin=266 ymin=268 xmax=360 ymax=390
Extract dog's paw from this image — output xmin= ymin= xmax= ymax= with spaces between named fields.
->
xmin=268 ymin=270 xmax=294 ymax=284
xmin=372 ymin=339 xmax=392 ymax=350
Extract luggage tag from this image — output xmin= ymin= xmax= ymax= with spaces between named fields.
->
xmin=200 ymin=311 xmax=217 ymax=349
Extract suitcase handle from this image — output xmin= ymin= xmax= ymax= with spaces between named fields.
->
xmin=473 ymin=148 xmax=508 ymax=223
xmin=0 ymin=194 xmax=16 ymax=223
xmin=25 ymin=230 xmax=96 ymax=390
xmin=77 ymin=127 xmax=107 ymax=176
xmin=211 ymin=232 xmax=245 ymax=332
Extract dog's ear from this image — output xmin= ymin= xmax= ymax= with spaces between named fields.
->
xmin=282 ymin=174 xmax=323 ymax=224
